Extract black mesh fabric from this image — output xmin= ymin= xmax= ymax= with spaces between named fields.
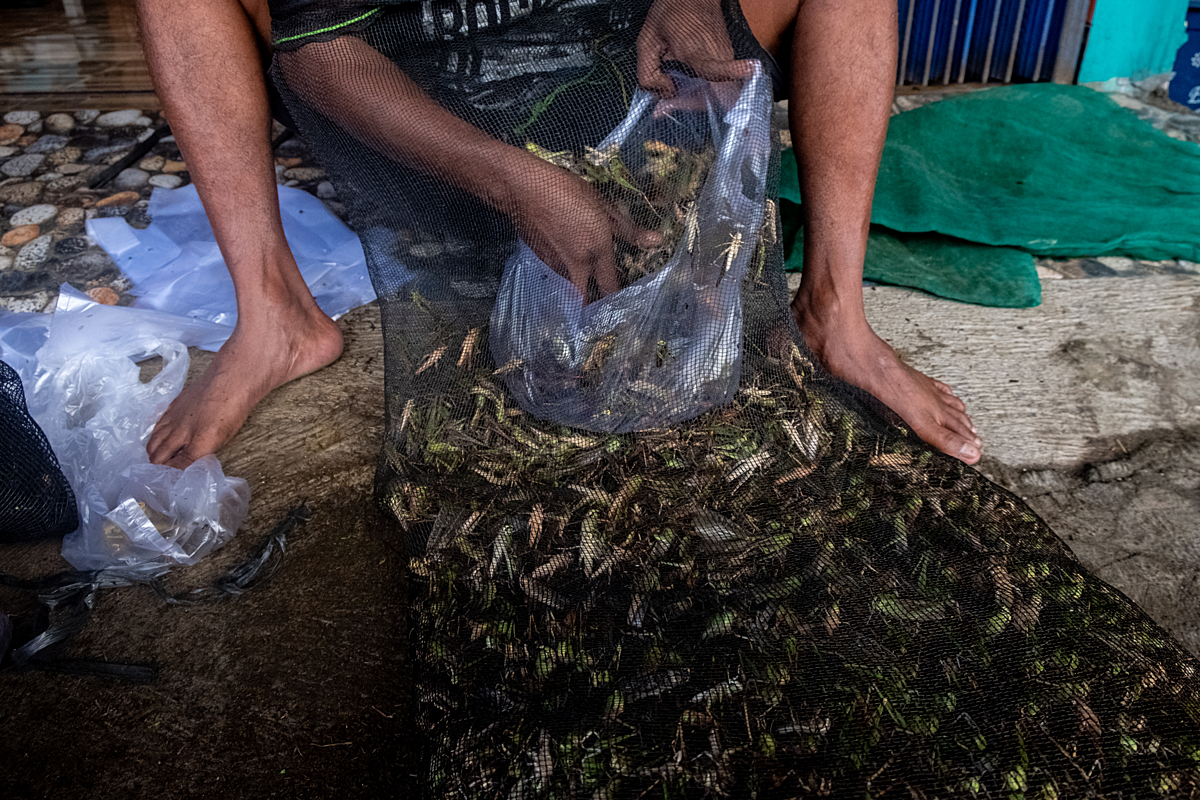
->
xmin=0 ymin=360 xmax=78 ymax=543
xmin=268 ymin=2 xmax=1200 ymax=796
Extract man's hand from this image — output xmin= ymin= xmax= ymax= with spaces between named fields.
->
xmin=637 ymin=0 xmax=752 ymax=96
xmin=503 ymin=156 xmax=661 ymax=299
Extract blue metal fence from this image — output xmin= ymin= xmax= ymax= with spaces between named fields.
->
xmin=898 ymin=0 xmax=1070 ymax=86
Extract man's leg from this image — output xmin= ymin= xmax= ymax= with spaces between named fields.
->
xmin=741 ymin=0 xmax=982 ymax=464
xmin=136 ymin=0 xmax=343 ymax=468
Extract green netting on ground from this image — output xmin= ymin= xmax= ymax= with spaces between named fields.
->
xmin=871 ymin=84 xmax=1200 ymax=262
xmin=267 ymin=1 xmax=1200 ymax=796
xmin=780 ymin=83 xmax=1200 ymax=308
xmin=781 ymin=221 xmax=1042 ymax=309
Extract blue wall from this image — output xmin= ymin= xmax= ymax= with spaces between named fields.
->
xmin=1078 ymin=0 xmax=1190 ymax=82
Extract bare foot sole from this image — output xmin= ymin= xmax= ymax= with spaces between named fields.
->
xmin=795 ymin=313 xmax=982 ymax=465
xmin=147 ymin=304 xmax=344 ymax=469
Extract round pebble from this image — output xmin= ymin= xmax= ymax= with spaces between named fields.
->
xmin=1 ymin=153 xmax=45 ymax=178
xmin=0 ymin=254 xmax=12 ymax=271
xmin=0 ymin=182 xmax=43 ymax=205
xmin=0 ymin=124 xmax=22 ymax=145
xmin=9 ymin=204 xmax=58 ymax=226
xmin=58 ymin=251 xmax=115 ymax=282
xmin=85 ymin=144 xmax=130 ymax=163
xmin=95 ymin=191 xmax=141 ymax=208
xmin=56 ymin=163 xmax=89 ymax=175
xmin=284 ymin=166 xmax=326 ymax=181
xmin=14 ymin=235 xmax=52 ymax=270
xmin=25 ymin=134 xmax=69 ymax=154
xmin=44 ymin=113 xmax=75 ymax=133
xmin=95 ymin=109 xmax=145 ymax=128
xmin=74 ymin=109 xmax=100 ymax=124
xmin=3 ymin=111 xmax=40 ymax=126
xmin=148 ymin=174 xmax=183 ymax=190
xmin=316 ymin=180 xmax=337 ymax=199
xmin=46 ymin=176 xmax=82 ymax=193
xmin=86 ymin=286 xmax=120 ymax=305
xmin=162 ymin=159 xmax=187 ymax=173
xmin=113 ymin=168 xmax=149 ymax=190
xmin=26 ymin=120 xmax=43 ymax=135
xmin=56 ymin=207 xmax=85 ymax=230
xmin=36 ymin=172 xmax=62 ymax=182
xmin=46 ymin=146 xmax=81 ymax=166
xmin=134 ymin=116 xmax=154 ymax=128
xmin=138 ymin=155 xmax=164 ymax=171
xmin=0 ymin=291 xmax=52 ymax=313
xmin=0 ymin=146 xmax=16 ymax=158
xmin=54 ymin=236 xmax=88 ymax=257
xmin=1 ymin=225 xmax=40 ymax=247
xmin=16 ymin=134 xmax=37 ymax=147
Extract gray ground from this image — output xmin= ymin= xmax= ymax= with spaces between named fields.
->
xmin=2 ymin=91 xmax=1199 ymax=797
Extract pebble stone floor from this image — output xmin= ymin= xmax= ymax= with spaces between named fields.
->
xmin=1 ymin=89 xmax=1199 ymax=315
xmin=0 ymin=109 xmax=324 ymax=314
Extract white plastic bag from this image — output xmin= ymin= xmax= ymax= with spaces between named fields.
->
xmin=26 ymin=288 xmax=249 ymax=574
xmin=489 ymin=64 xmax=772 ymax=433
xmin=86 ymin=183 xmax=375 ymax=340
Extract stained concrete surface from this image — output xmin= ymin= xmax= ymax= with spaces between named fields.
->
xmin=1 ymin=270 xmax=1197 ymax=798
xmin=849 ymin=272 xmax=1200 ymax=654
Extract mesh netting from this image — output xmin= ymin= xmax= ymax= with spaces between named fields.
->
xmin=0 ymin=360 xmax=78 ymax=544
xmin=269 ymin=2 xmax=1200 ymax=796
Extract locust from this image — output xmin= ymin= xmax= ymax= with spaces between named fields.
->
xmin=380 ymin=139 xmax=1200 ymax=800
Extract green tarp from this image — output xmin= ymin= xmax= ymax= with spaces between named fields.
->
xmin=781 ymin=83 xmax=1200 ymax=307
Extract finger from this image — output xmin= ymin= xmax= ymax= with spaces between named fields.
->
xmin=146 ymin=425 xmax=175 ymax=465
xmin=609 ymin=209 xmax=663 ymax=250
xmin=590 ymin=249 xmax=621 ymax=298
xmin=567 ymin=247 xmax=620 ymax=300
xmin=636 ymin=34 xmax=675 ymax=97
xmin=686 ymin=56 xmax=754 ymax=85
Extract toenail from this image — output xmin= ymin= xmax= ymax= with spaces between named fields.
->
xmin=961 ymin=443 xmax=979 ymax=459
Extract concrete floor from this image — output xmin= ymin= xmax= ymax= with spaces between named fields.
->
xmin=849 ymin=273 xmax=1200 ymax=656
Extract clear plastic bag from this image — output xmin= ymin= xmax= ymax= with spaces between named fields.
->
xmin=25 ymin=288 xmax=250 ymax=574
xmin=489 ymin=65 xmax=772 ymax=433
xmin=86 ymin=183 xmax=375 ymax=337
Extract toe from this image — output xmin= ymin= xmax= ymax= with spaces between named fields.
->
xmin=955 ymin=439 xmax=981 ymax=464
xmin=922 ymin=419 xmax=980 ymax=465
xmin=936 ymin=390 xmax=967 ymax=413
xmin=945 ymin=412 xmax=980 ymax=446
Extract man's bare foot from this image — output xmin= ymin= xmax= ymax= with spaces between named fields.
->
xmin=793 ymin=300 xmax=982 ymax=465
xmin=146 ymin=291 xmax=344 ymax=469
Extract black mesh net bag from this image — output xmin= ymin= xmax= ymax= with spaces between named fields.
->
xmin=269 ymin=2 xmax=1200 ymax=796
xmin=0 ymin=359 xmax=78 ymax=543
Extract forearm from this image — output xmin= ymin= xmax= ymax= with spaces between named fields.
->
xmin=789 ymin=0 xmax=897 ymax=316
xmin=278 ymin=36 xmax=537 ymax=213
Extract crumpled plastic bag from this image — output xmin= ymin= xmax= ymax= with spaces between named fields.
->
xmin=489 ymin=64 xmax=772 ymax=433
xmin=86 ymin=183 xmax=375 ymax=338
xmin=24 ymin=286 xmax=249 ymax=574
